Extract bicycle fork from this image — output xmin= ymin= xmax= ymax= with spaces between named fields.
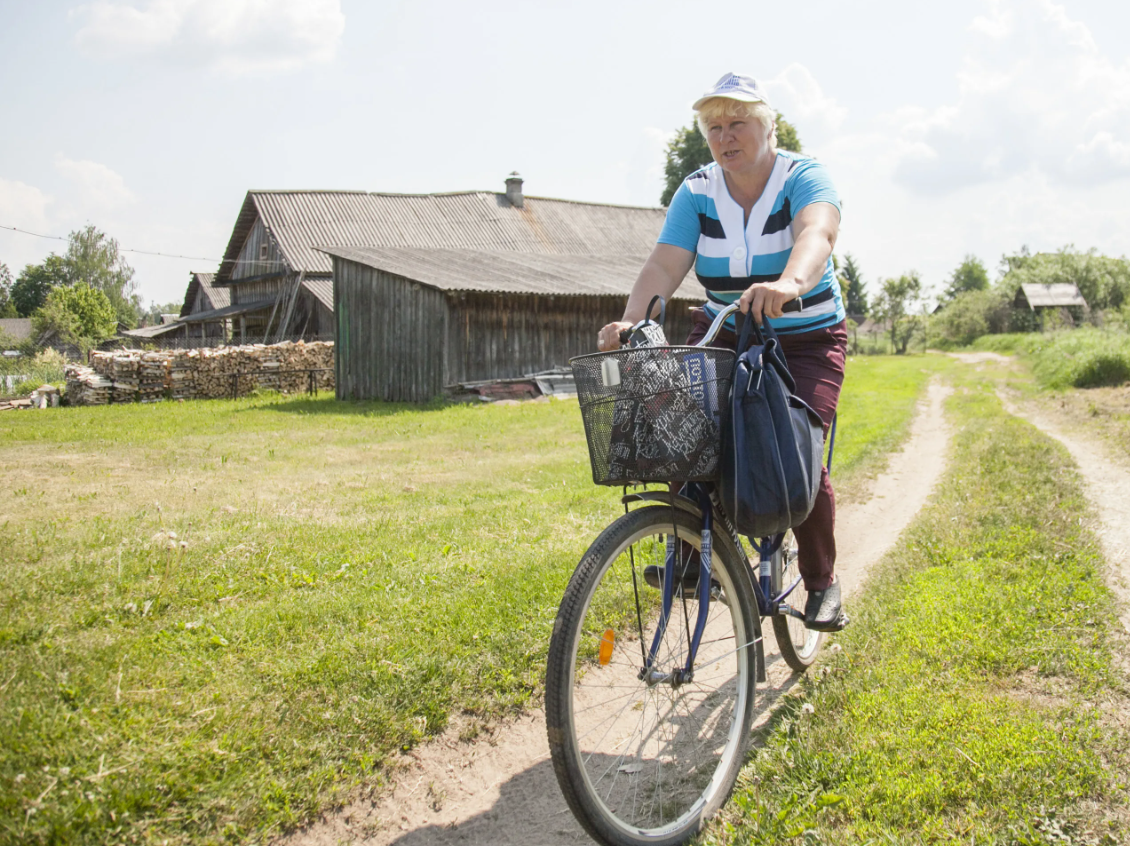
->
xmin=640 ymin=487 xmax=715 ymax=688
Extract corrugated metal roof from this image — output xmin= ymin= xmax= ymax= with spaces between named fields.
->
xmin=1019 ymin=283 xmax=1088 ymax=309
xmin=121 ymin=322 xmax=186 ymax=339
xmin=179 ymin=297 xmax=279 ymax=323
xmin=180 ymin=271 xmax=231 ymax=317
xmin=217 ymin=190 xmax=667 ymax=284
xmin=303 ymin=277 xmax=333 ymax=310
xmin=0 ymin=318 xmax=33 ymax=342
xmin=320 ymin=246 xmax=705 ymax=301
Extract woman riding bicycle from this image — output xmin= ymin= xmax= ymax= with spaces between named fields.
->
xmin=597 ymin=71 xmax=848 ymax=632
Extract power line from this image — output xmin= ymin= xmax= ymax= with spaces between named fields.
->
xmin=1 ymin=224 xmax=222 ymax=262
xmin=0 ymin=223 xmax=291 ymax=268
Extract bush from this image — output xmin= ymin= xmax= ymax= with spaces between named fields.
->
xmin=0 ymin=348 xmax=68 ymax=398
xmin=1026 ymin=328 xmax=1130 ymax=389
xmin=929 ymin=289 xmax=1014 ymax=347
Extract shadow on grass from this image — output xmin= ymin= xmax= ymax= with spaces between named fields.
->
xmin=242 ymin=395 xmax=463 ymax=418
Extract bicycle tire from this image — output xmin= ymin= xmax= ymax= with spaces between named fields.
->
xmin=769 ymin=531 xmax=824 ymax=671
xmin=546 ymin=506 xmax=759 ymax=846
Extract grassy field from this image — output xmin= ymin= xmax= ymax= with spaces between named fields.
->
xmin=972 ymin=327 xmax=1130 ymax=389
xmin=0 ymin=355 xmax=941 ymax=845
xmin=708 ymin=362 xmax=1130 ymax=845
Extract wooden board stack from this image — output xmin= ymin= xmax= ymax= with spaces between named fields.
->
xmin=169 ymin=350 xmax=196 ymax=400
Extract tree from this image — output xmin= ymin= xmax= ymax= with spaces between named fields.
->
xmin=660 ymin=112 xmax=803 ymax=207
xmin=12 ymin=255 xmax=71 ymax=317
xmin=837 ymin=253 xmax=868 ymax=316
xmin=943 ymin=254 xmax=990 ymax=301
xmin=142 ymin=300 xmax=183 ymax=326
xmin=871 ymin=272 xmax=923 ymax=354
xmin=32 ymin=284 xmax=117 ymax=351
xmin=0 ymin=262 xmax=16 ymax=318
xmin=928 ymin=288 xmax=1012 ymax=347
xmin=998 ymin=245 xmax=1130 ymax=313
xmin=64 ymin=225 xmax=139 ymax=327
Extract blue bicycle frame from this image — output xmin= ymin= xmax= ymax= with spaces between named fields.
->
xmin=638 ymin=412 xmax=837 ymax=682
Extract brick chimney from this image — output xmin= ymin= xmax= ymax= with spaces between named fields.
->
xmin=505 ymin=171 xmax=524 ymax=208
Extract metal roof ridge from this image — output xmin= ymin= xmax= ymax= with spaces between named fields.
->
xmin=245 ymin=188 xmax=662 ymax=210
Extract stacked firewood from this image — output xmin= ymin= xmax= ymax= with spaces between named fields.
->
xmin=64 ymin=365 xmax=113 ymax=406
xmin=67 ymin=342 xmax=334 ymax=405
xmin=139 ymin=352 xmax=169 ymax=403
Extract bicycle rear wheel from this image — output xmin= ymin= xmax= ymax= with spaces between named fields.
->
xmin=545 ymin=506 xmax=759 ymax=846
xmin=770 ymin=531 xmax=824 ymax=671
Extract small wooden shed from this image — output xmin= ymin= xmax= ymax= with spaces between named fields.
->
xmin=1015 ymin=283 xmax=1088 ymax=311
xmin=323 ymin=246 xmax=707 ymax=402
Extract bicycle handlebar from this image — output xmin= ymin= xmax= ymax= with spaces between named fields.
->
xmin=616 ymin=303 xmax=742 ymax=350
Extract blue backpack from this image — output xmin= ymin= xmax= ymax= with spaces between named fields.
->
xmin=720 ymin=314 xmax=825 ymax=537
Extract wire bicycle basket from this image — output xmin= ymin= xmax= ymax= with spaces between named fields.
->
xmin=571 ymin=345 xmax=735 ymax=485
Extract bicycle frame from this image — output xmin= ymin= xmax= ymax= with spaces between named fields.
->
xmin=630 ymin=302 xmax=840 ymax=683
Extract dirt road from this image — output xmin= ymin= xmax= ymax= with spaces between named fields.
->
xmin=279 ymin=383 xmax=954 ymax=846
xmin=1000 ymin=395 xmax=1130 ymax=635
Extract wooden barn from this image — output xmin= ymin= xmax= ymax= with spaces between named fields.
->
xmin=323 ymin=246 xmax=707 ymax=402
xmin=213 ymin=176 xmax=672 ymax=339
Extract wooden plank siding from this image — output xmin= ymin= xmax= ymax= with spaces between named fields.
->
xmin=332 ymin=256 xmax=698 ymax=403
xmin=335 ymin=260 xmax=445 ymax=402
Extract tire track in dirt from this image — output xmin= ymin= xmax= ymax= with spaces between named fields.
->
xmin=278 ymin=382 xmax=952 ymax=846
xmin=999 ymin=393 xmax=1130 ymax=635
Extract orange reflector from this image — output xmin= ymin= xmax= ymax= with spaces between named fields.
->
xmin=599 ymin=629 xmax=615 ymax=666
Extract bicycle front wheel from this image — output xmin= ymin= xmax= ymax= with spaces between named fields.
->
xmin=770 ymin=531 xmax=824 ymax=671
xmin=545 ymin=505 xmax=759 ymax=846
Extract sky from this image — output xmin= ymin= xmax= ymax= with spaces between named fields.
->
xmin=1 ymin=0 xmax=1129 ymax=307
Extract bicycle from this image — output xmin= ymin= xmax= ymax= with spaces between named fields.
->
xmin=545 ymin=303 xmax=837 ymax=846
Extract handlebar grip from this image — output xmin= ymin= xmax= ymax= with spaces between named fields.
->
xmin=618 ymin=329 xmax=631 ymax=345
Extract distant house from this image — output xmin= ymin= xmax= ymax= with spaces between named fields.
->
xmin=323 ymin=246 xmax=707 ymax=402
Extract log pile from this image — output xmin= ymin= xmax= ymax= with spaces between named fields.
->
xmin=64 ymin=365 xmax=113 ymax=406
xmin=67 ymin=342 xmax=334 ymax=405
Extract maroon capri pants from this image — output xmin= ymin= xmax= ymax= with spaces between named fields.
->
xmin=685 ymin=308 xmax=848 ymax=591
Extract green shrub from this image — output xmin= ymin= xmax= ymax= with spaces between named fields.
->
xmin=929 ymin=289 xmax=1013 ymax=347
xmin=1026 ymin=328 xmax=1130 ymax=389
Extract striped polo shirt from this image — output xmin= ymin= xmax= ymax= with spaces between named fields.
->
xmin=658 ymin=152 xmax=845 ymax=334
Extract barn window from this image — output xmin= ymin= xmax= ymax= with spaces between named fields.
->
xmin=259 ymin=242 xmax=269 ymax=261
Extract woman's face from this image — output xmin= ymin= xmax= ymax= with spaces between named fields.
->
xmin=703 ymin=113 xmax=773 ymax=173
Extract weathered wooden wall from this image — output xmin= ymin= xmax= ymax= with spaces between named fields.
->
xmin=442 ymin=292 xmax=695 ymax=384
xmin=230 ymin=218 xmax=286 ymax=282
xmin=334 ymin=260 xmax=445 ymax=402
xmin=333 ymin=255 xmax=700 ymax=403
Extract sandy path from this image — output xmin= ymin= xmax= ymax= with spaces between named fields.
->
xmin=278 ymin=382 xmax=953 ymax=846
xmin=999 ymin=395 xmax=1130 ymax=634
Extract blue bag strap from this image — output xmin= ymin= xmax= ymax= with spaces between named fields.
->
xmin=736 ymin=311 xmax=796 ymax=393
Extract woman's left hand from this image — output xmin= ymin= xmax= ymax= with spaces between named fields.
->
xmin=739 ymin=278 xmax=802 ymax=324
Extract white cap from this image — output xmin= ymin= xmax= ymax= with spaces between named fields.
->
xmin=692 ymin=72 xmax=771 ymax=111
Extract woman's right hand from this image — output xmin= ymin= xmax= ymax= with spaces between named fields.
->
xmin=597 ymin=321 xmax=633 ymax=351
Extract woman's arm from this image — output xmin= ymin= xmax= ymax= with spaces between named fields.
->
xmin=738 ymin=201 xmax=840 ymax=323
xmin=597 ymin=243 xmax=695 ymax=350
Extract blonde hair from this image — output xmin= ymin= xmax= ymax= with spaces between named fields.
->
xmin=695 ymin=98 xmax=777 ymax=151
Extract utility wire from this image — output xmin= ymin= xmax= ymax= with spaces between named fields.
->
xmin=0 ymin=224 xmax=288 ymax=267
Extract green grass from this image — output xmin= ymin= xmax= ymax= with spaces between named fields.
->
xmin=972 ymin=328 xmax=1130 ymax=389
xmin=0 ymin=356 xmax=937 ymax=845
xmin=708 ymin=373 xmax=1128 ymax=844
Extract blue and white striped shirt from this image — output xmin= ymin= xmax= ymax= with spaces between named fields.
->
xmin=658 ymin=152 xmax=844 ymax=334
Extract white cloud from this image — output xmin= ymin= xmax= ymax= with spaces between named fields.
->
xmin=54 ymin=155 xmax=136 ymax=210
xmin=891 ymin=0 xmax=1130 ymax=195
xmin=763 ymin=64 xmax=848 ymax=146
xmin=0 ymin=178 xmax=53 ymax=231
xmin=71 ymin=0 xmax=345 ymax=74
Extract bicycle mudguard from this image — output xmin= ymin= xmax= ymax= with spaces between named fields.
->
xmin=619 ymin=491 xmax=767 ymax=683
xmin=621 ymin=489 xmax=703 ymax=518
